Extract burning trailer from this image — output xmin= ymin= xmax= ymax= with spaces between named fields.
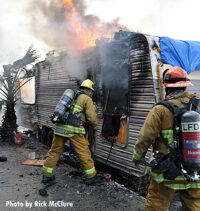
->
xmin=19 ymin=31 xmax=200 ymax=179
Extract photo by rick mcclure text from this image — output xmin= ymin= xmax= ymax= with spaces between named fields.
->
xmin=5 ymin=200 xmax=74 ymax=208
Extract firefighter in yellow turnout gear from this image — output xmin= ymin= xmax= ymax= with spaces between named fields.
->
xmin=132 ymin=67 xmax=200 ymax=211
xmin=42 ymin=79 xmax=101 ymax=185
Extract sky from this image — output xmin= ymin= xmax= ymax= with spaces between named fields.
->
xmin=85 ymin=0 xmax=200 ymax=41
xmin=0 ymin=0 xmax=200 ymax=70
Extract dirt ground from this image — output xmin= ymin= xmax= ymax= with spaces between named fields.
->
xmin=0 ymin=141 xmax=146 ymax=211
xmin=0 ymin=140 xmax=182 ymax=211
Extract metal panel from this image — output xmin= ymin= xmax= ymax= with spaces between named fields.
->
xmin=35 ymin=48 xmax=100 ymax=129
xmin=35 ymin=33 xmax=200 ymax=178
xmin=36 ymin=56 xmax=78 ymax=129
xmin=94 ymin=33 xmax=156 ymax=177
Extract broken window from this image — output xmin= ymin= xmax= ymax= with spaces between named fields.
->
xmin=19 ymin=77 xmax=35 ymax=104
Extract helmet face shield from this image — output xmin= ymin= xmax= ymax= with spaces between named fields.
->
xmin=162 ymin=66 xmax=194 ymax=87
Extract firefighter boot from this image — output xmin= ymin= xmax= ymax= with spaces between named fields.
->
xmin=84 ymin=175 xmax=104 ymax=186
xmin=42 ymin=175 xmax=56 ymax=184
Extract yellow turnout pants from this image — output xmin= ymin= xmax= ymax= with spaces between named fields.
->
xmin=145 ymin=179 xmax=200 ymax=211
xmin=42 ymin=134 xmax=96 ymax=178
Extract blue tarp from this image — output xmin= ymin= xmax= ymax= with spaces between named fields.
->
xmin=160 ymin=37 xmax=200 ymax=74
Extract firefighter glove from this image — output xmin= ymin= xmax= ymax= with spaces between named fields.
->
xmin=132 ymin=150 xmax=144 ymax=166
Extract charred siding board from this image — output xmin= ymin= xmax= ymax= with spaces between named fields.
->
xmin=36 ymin=57 xmax=77 ymax=128
xmin=94 ymin=34 xmax=155 ymax=177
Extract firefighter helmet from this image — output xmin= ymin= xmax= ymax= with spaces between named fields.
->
xmin=163 ymin=66 xmax=193 ymax=87
xmin=80 ymin=79 xmax=94 ymax=91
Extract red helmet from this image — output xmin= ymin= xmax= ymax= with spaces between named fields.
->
xmin=163 ymin=66 xmax=193 ymax=87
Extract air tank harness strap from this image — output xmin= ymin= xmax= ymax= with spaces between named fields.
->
xmin=62 ymin=92 xmax=84 ymax=127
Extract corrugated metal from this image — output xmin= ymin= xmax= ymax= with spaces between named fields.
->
xmin=94 ymin=34 xmax=156 ymax=177
xmin=36 ymin=56 xmax=78 ymax=128
xmin=34 ymin=33 xmax=200 ymax=178
xmin=35 ymin=48 xmax=100 ymax=129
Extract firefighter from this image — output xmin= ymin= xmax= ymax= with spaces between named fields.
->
xmin=42 ymin=79 xmax=102 ymax=185
xmin=132 ymin=66 xmax=200 ymax=211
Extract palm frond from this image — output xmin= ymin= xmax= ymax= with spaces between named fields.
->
xmin=0 ymin=88 xmax=8 ymax=98
xmin=13 ymin=45 xmax=40 ymax=69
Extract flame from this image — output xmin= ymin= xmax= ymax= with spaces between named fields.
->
xmin=63 ymin=0 xmax=112 ymax=49
xmin=19 ymin=78 xmax=35 ymax=104
xmin=63 ymin=0 xmax=73 ymax=8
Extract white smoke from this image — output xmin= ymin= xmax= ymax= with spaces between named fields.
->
xmin=0 ymin=0 xmax=52 ymax=70
xmin=85 ymin=0 xmax=200 ymax=41
xmin=1 ymin=0 xmax=200 ymax=72
xmin=0 ymin=0 xmax=115 ymax=71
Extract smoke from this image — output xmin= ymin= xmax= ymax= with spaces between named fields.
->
xmin=1 ymin=0 xmax=198 ymax=80
xmin=86 ymin=0 xmax=200 ymax=41
xmin=23 ymin=0 xmax=121 ymax=81
xmin=97 ymin=33 xmax=130 ymax=92
xmin=0 ymin=0 xmax=52 ymax=68
xmin=24 ymin=0 xmax=67 ymax=50
xmin=1 ymin=0 xmax=200 ymax=70
xmin=61 ymin=52 xmax=88 ymax=81
xmin=0 ymin=0 xmax=122 ymax=72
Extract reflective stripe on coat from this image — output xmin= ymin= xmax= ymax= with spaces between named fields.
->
xmin=54 ymin=90 xmax=97 ymax=137
xmin=133 ymin=91 xmax=200 ymax=190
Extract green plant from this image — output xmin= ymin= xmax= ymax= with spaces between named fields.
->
xmin=0 ymin=46 xmax=39 ymax=144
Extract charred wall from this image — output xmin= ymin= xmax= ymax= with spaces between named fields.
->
xmin=94 ymin=33 xmax=156 ymax=177
xmin=34 ymin=32 xmax=157 ymax=177
xmin=98 ymin=35 xmax=129 ymax=140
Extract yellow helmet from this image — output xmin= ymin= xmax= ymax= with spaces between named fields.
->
xmin=80 ymin=79 xmax=94 ymax=91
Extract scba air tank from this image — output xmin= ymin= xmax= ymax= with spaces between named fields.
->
xmin=181 ymin=110 xmax=200 ymax=172
xmin=53 ymin=89 xmax=75 ymax=119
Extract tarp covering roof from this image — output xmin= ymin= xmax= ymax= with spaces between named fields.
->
xmin=160 ymin=37 xmax=200 ymax=74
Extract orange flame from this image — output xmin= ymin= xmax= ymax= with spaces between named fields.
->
xmin=63 ymin=0 xmax=73 ymax=8
xmin=63 ymin=0 xmax=112 ymax=49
